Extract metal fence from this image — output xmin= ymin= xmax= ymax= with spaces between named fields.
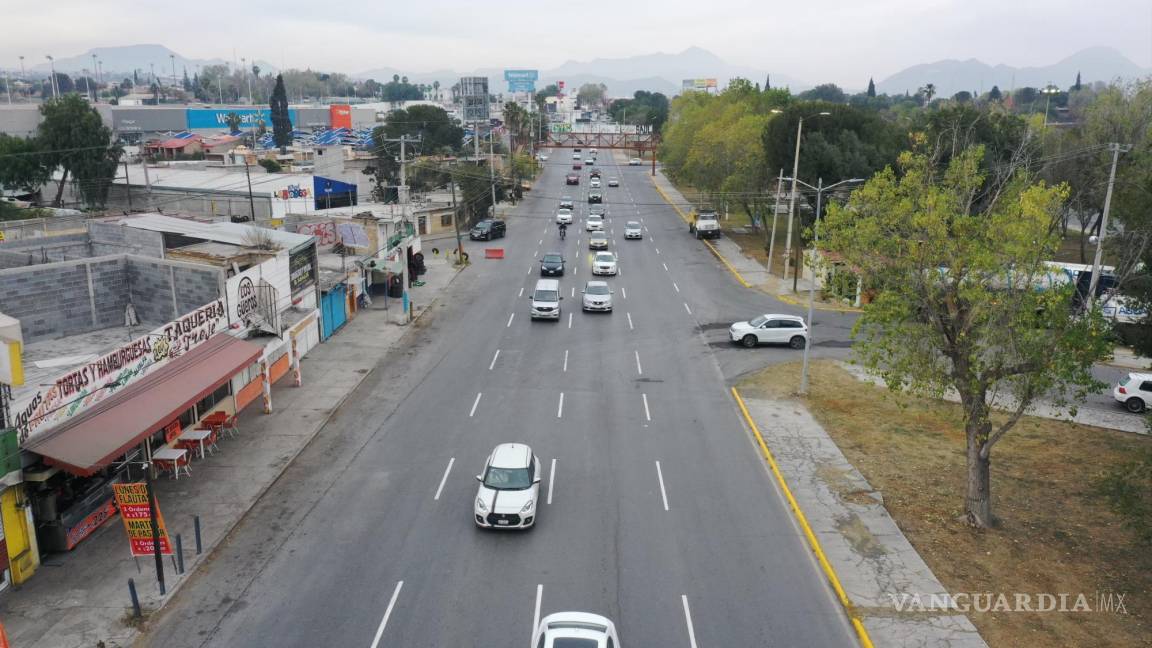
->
xmin=0 ymin=215 xmax=90 ymax=242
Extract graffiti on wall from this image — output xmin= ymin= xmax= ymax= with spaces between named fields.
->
xmin=278 ymin=184 xmax=310 ymax=200
xmin=297 ymin=222 xmax=337 ymax=246
xmin=13 ymin=300 xmax=228 ymax=444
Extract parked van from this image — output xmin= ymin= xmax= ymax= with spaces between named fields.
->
xmin=530 ymin=279 xmax=562 ymax=320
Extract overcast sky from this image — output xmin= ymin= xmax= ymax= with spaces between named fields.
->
xmin=2 ymin=0 xmax=1149 ymax=86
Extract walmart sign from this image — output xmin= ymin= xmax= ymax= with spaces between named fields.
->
xmin=186 ymin=108 xmax=297 ymax=130
xmin=504 ymin=69 xmax=538 ymax=93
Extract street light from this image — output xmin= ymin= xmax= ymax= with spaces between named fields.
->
xmin=45 ymin=55 xmax=57 ymax=98
xmin=784 ymin=176 xmax=866 ymax=395
xmin=772 ymin=109 xmax=831 ymax=287
xmin=1040 ymin=84 xmax=1060 ymax=128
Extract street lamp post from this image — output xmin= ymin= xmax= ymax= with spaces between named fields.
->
xmin=45 ymin=55 xmax=57 ymax=98
xmin=1085 ymin=143 xmax=1130 ymax=311
xmin=772 ymin=110 xmax=830 ymax=286
xmin=1040 ymin=84 xmax=1060 ymax=128
xmin=784 ymin=176 xmax=865 ymax=395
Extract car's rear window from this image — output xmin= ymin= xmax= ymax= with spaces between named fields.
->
xmin=551 ymin=640 xmax=598 ymax=648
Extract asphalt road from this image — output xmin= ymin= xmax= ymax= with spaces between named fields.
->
xmin=144 ymin=150 xmax=858 ymax=647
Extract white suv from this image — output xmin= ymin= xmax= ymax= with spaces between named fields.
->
xmin=533 ymin=612 xmax=621 ymax=647
xmin=585 ymin=215 xmax=604 ymax=232
xmin=729 ymin=314 xmax=808 ymax=349
xmin=474 ymin=443 xmax=541 ymax=529
xmin=1114 ymin=373 xmax=1152 ymax=413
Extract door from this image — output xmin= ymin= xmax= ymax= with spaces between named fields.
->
xmin=1 ymin=486 xmax=36 ymax=585
xmin=320 ymin=284 xmax=348 ymax=340
xmin=759 ymin=319 xmax=784 ymax=343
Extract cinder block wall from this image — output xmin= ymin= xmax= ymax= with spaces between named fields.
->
xmin=0 ymin=233 xmax=93 ymax=268
xmin=88 ymin=221 xmax=166 ymax=257
xmin=125 ymin=257 xmax=223 ymax=323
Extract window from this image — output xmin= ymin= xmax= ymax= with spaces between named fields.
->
xmin=441 ymin=212 xmax=453 ymax=227
xmin=1140 ymin=381 xmax=1152 ymax=392
xmin=762 ymin=320 xmax=781 ymax=328
xmin=607 ymin=639 xmax=614 ymax=648
xmin=196 ymin=381 xmax=233 ymax=419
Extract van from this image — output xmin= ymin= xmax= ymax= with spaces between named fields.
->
xmin=530 ymin=279 xmax=562 ymax=320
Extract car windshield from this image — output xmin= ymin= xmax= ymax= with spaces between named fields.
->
xmin=626 ymin=221 xmax=640 ymax=228
xmin=595 ymin=253 xmax=614 ymax=262
xmin=592 ymin=235 xmax=607 ymax=242
xmin=483 ymin=466 xmax=531 ymax=490
xmin=534 ymin=290 xmax=559 ymax=302
xmin=588 ymin=215 xmax=602 ymax=221
xmin=543 ymin=255 xmax=563 ymax=263
xmin=749 ymin=315 xmax=768 ymax=327
xmin=586 ymin=284 xmax=610 ymax=295
xmin=474 ymin=223 xmax=489 ymax=230
xmin=562 ymin=197 xmax=572 ymax=201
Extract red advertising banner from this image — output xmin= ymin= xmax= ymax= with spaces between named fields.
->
xmin=330 ymin=104 xmax=352 ymax=129
xmin=112 ymin=483 xmax=173 ymax=556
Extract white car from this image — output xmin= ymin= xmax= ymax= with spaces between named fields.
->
xmin=537 ymin=153 xmax=549 ymax=161
xmin=556 ymin=209 xmax=573 ymax=225
xmin=629 ymin=158 xmax=642 ymax=166
xmin=607 ymin=178 xmax=619 ymax=187
xmin=1114 ymin=372 xmax=1152 ymax=413
xmin=589 ymin=178 xmax=602 ymax=189
xmin=582 ymin=280 xmax=614 ymax=311
xmin=585 ymin=215 xmax=604 ymax=232
xmin=474 ymin=443 xmax=541 ymax=529
xmin=729 ymin=314 xmax=808 ymax=349
xmin=533 ymin=612 xmax=621 ymax=647
xmin=572 ymin=152 xmax=582 ymax=160
xmin=592 ymin=251 xmax=617 ymax=275
xmin=624 ymin=221 xmax=642 ymax=239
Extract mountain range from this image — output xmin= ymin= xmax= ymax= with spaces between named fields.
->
xmin=30 ymin=44 xmax=277 ymax=81
xmin=19 ymin=43 xmax=1151 ymax=100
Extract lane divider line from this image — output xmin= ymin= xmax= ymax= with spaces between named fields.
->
xmin=557 ymin=392 xmax=565 ymax=418
xmin=563 ymin=349 xmax=569 ymax=372
xmin=469 ymin=392 xmax=482 ymax=417
xmin=489 ymin=349 xmax=500 ymax=371
xmin=730 ymin=387 xmax=876 ymax=648
xmin=627 ymin=312 xmax=634 ymax=330
xmin=681 ymin=595 xmax=699 ymax=648
xmin=532 ymin=584 xmax=543 ymax=641
xmin=635 ymin=350 xmax=643 ymax=375
xmin=368 ymin=581 xmax=404 ymax=648
xmin=642 ymin=393 xmax=651 ymax=421
xmin=673 ymin=282 xmax=680 ymax=293
xmin=548 ymin=458 xmax=556 ymax=505
xmin=433 ymin=458 xmax=455 ymax=501
xmin=683 ymin=302 xmax=692 ymax=315
xmin=507 ymin=313 xmax=515 ymax=328
xmin=655 ymin=460 xmax=670 ymax=511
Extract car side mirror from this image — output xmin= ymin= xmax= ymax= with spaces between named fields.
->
xmin=476 ymin=474 xmax=483 ymax=482
xmin=533 ymin=475 xmax=542 ymax=484
xmin=581 ymin=290 xmax=586 ymax=294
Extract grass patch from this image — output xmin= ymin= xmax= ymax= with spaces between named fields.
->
xmin=739 ymin=360 xmax=1152 ymax=648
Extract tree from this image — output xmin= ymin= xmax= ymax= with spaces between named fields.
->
xmin=988 ymin=85 xmax=1002 ymax=101
xmin=1073 ymin=72 xmax=1082 ymax=92
xmin=0 ymin=134 xmax=52 ymax=193
xmin=917 ymin=83 xmax=937 ymax=104
xmin=821 ymin=146 xmax=1110 ymax=528
xmin=392 ymin=74 xmax=400 ymax=84
xmin=866 ymin=78 xmax=876 ymax=98
xmin=951 ymin=90 xmax=972 ymax=103
xmin=270 ymin=74 xmax=293 ymax=153
xmin=576 ymin=83 xmax=608 ymax=108
xmin=224 ymin=112 xmax=242 ymax=133
xmin=799 ymin=83 xmax=846 ymax=103
xmin=379 ymin=104 xmax=463 ymax=152
xmin=37 ymin=95 xmax=122 ymax=207
xmin=257 ymin=158 xmax=282 ymax=173
xmin=433 ymin=80 xmax=441 ymax=99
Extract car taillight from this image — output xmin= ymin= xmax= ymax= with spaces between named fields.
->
xmin=1118 ymin=386 xmax=1128 ymax=394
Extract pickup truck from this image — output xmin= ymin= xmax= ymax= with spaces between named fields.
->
xmin=689 ymin=209 xmax=721 ymax=239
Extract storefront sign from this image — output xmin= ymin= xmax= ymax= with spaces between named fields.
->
xmin=278 ymin=184 xmax=310 ymax=200
xmin=289 ymin=245 xmax=317 ymax=296
xmin=65 ymin=499 xmax=117 ymax=550
xmin=13 ymin=300 xmax=228 ymax=444
xmin=112 ymin=483 xmax=173 ymax=556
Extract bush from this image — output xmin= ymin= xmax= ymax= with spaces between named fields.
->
xmin=258 ymin=159 xmax=282 ymax=173
xmin=1099 ymin=447 xmax=1152 ymax=544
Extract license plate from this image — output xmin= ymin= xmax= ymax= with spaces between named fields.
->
xmin=497 ymin=520 xmax=509 ymax=525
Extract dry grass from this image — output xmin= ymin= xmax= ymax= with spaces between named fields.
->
xmin=739 ymin=361 xmax=1152 ymax=648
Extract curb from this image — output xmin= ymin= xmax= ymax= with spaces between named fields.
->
xmin=649 ymin=176 xmax=755 ymax=289
xmin=774 ymin=290 xmax=863 ymax=314
xmin=730 ymin=387 xmax=875 ymax=648
xmin=138 ymin=268 xmax=462 ymax=637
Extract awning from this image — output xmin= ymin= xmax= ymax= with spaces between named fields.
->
xmin=25 ymin=335 xmax=264 ymax=476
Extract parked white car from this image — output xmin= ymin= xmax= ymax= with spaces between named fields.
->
xmin=582 ymin=280 xmax=614 ymax=311
xmin=585 ymin=214 xmax=605 ymax=232
xmin=592 ymin=251 xmax=617 ymax=275
xmin=1114 ymin=372 xmax=1152 ymax=413
xmin=729 ymin=314 xmax=808 ymax=349
xmin=624 ymin=221 xmax=643 ymax=239
xmin=474 ymin=443 xmax=541 ymax=529
xmin=556 ymin=209 xmax=573 ymax=224
xmin=532 ymin=612 xmax=621 ymax=648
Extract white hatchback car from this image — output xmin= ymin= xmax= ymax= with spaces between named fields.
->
xmin=623 ymin=221 xmax=642 ymax=239
xmin=585 ymin=215 xmax=605 ymax=232
xmin=582 ymin=280 xmax=614 ymax=311
xmin=1114 ymin=372 xmax=1152 ymax=413
xmin=556 ymin=209 xmax=573 ymax=225
xmin=589 ymin=177 xmax=602 ymax=188
xmin=592 ymin=251 xmax=617 ymax=275
xmin=532 ymin=612 xmax=621 ymax=647
xmin=474 ymin=443 xmax=541 ymax=529
xmin=729 ymin=314 xmax=808 ymax=349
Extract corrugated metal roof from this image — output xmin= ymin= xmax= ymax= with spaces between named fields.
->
xmin=117 ymin=213 xmax=314 ymax=249
xmin=115 ymin=165 xmax=316 ymax=196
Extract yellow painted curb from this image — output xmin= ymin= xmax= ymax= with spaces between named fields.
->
xmin=775 ymin=290 xmax=864 ymax=314
xmin=650 ymin=178 xmax=754 ymax=289
xmin=731 ymin=387 xmax=876 ymax=648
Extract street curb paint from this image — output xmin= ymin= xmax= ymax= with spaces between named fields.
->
xmin=650 ymin=177 xmax=753 ymax=289
xmin=730 ymin=387 xmax=876 ymax=648
xmin=774 ymin=289 xmax=863 ymax=314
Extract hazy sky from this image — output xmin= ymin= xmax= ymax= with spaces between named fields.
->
xmin=2 ymin=0 xmax=1149 ymax=86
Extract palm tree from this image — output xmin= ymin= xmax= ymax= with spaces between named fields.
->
xmin=918 ymin=83 xmax=937 ymax=104
xmin=433 ymin=80 xmax=440 ymax=100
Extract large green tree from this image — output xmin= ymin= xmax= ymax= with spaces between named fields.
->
xmin=270 ymin=74 xmax=293 ymax=153
xmin=821 ymin=146 xmax=1111 ymax=528
xmin=0 ymin=134 xmax=52 ymax=194
xmin=37 ymin=94 xmax=122 ymax=207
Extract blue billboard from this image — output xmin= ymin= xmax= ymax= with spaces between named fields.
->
xmin=186 ymin=108 xmax=297 ymax=131
xmin=504 ymin=69 xmax=538 ymax=93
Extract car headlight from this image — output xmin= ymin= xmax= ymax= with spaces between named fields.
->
xmin=520 ymin=500 xmax=535 ymax=513
xmin=476 ymin=497 xmax=488 ymax=512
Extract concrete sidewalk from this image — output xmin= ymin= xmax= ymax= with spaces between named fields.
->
xmin=737 ymin=393 xmax=989 ymax=648
xmin=0 ymin=258 xmax=462 ymax=648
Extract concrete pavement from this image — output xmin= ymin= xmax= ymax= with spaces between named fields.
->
xmin=0 ymin=258 xmax=461 ymax=648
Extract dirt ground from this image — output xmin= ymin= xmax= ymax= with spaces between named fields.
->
xmin=738 ymin=360 xmax=1152 ymax=648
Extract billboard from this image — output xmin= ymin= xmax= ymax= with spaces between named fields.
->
xmin=504 ymin=69 xmax=539 ymax=93
xmin=329 ymin=104 xmax=352 ymax=129
xmin=681 ymin=78 xmax=719 ymax=94
xmin=186 ymin=108 xmax=297 ymax=130
xmin=459 ymin=77 xmax=490 ymax=121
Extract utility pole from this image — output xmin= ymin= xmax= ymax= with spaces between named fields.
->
xmin=170 ymin=54 xmax=177 ymax=91
xmin=799 ymin=177 xmax=823 ymax=395
xmin=243 ymin=161 xmax=257 ymax=222
xmin=785 ymin=118 xmax=803 ymax=280
xmin=1086 ymin=143 xmax=1130 ymax=310
xmin=766 ymin=169 xmax=783 ymax=274
xmin=488 ymin=129 xmax=497 ymax=218
xmin=4 ymin=70 xmax=11 ymax=105
xmin=123 ymin=160 xmax=133 ymax=212
xmin=379 ymin=134 xmax=421 ymax=323
xmin=449 ymin=171 xmax=463 ymax=260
